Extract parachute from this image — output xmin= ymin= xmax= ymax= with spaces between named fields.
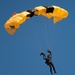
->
xmin=4 ymin=5 xmax=69 ymax=35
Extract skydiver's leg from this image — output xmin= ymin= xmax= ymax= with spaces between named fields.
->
xmin=49 ymin=64 xmax=53 ymax=74
xmin=50 ymin=62 xmax=56 ymax=73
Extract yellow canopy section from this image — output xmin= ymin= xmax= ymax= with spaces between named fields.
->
xmin=34 ymin=6 xmax=46 ymax=15
xmin=4 ymin=5 xmax=69 ymax=35
xmin=4 ymin=11 xmax=30 ymax=35
xmin=52 ymin=5 xmax=68 ymax=23
xmin=34 ymin=5 xmax=68 ymax=23
xmin=34 ymin=6 xmax=53 ymax=18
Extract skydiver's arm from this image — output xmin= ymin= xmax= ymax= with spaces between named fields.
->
xmin=43 ymin=55 xmax=47 ymax=60
xmin=40 ymin=52 xmax=46 ymax=60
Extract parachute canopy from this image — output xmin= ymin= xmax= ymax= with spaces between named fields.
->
xmin=4 ymin=5 xmax=69 ymax=35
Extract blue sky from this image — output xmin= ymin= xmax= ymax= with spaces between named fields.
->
xmin=0 ymin=0 xmax=75 ymax=75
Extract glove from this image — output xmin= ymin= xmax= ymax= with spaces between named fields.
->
xmin=40 ymin=52 xmax=45 ymax=56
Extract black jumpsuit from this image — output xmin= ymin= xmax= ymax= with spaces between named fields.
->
xmin=43 ymin=52 xmax=56 ymax=74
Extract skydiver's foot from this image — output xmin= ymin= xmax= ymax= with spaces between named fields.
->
xmin=51 ymin=72 xmax=53 ymax=74
xmin=54 ymin=71 xmax=57 ymax=73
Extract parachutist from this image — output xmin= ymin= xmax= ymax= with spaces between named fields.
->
xmin=40 ymin=50 xmax=56 ymax=74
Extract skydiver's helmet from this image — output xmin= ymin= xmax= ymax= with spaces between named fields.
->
xmin=47 ymin=49 xmax=51 ymax=53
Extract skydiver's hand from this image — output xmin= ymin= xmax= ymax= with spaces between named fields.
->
xmin=40 ymin=52 xmax=46 ymax=57
xmin=40 ymin=52 xmax=44 ymax=56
